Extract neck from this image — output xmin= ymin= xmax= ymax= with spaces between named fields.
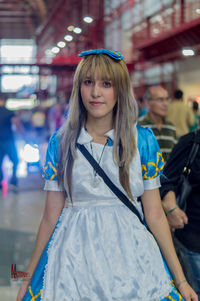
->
xmin=86 ymin=116 xmax=113 ymax=142
xmin=149 ymin=112 xmax=164 ymax=130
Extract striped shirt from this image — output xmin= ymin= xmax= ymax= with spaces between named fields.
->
xmin=138 ymin=113 xmax=177 ymax=162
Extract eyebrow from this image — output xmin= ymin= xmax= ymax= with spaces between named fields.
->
xmin=83 ymin=76 xmax=112 ymax=81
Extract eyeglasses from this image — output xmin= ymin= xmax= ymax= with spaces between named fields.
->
xmin=151 ymin=97 xmax=171 ymax=103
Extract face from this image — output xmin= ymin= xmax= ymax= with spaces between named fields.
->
xmin=148 ymin=86 xmax=170 ymax=118
xmin=0 ymin=99 xmax=5 ymax=106
xmin=80 ymin=70 xmax=116 ymax=122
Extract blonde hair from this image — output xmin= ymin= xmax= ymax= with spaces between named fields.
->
xmin=58 ymin=54 xmax=138 ymax=201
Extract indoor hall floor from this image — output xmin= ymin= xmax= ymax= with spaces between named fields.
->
xmin=0 ymin=174 xmax=46 ymax=301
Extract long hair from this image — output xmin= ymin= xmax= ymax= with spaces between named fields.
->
xmin=58 ymin=54 xmax=138 ymax=201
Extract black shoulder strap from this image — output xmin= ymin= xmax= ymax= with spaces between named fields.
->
xmin=184 ymin=130 xmax=200 ymax=174
xmin=76 ymin=143 xmax=144 ymax=224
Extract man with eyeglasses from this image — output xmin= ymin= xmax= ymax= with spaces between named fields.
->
xmin=138 ymin=85 xmax=177 ymax=162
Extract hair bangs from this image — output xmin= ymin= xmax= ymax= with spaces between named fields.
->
xmin=79 ymin=54 xmax=117 ymax=83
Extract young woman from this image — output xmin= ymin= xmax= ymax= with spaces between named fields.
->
xmin=17 ymin=49 xmax=198 ymax=301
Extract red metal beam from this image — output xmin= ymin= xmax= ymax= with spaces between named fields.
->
xmin=36 ymin=0 xmax=67 ymax=43
xmin=135 ymin=17 xmax=200 ymax=50
xmin=52 ymin=54 xmax=81 ymax=65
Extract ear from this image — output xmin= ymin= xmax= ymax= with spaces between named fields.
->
xmin=145 ymin=99 xmax=152 ymax=109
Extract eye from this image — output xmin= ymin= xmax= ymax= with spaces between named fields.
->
xmin=103 ymin=81 xmax=112 ymax=88
xmin=83 ymin=79 xmax=93 ymax=86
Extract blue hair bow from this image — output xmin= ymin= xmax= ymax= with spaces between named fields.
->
xmin=78 ymin=49 xmax=123 ymax=61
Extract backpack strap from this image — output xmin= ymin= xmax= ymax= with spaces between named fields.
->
xmin=183 ymin=130 xmax=200 ymax=175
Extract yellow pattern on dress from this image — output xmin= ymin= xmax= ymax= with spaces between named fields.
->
xmin=42 ymin=162 xmax=58 ymax=180
xmin=28 ymin=286 xmax=42 ymax=300
xmin=165 ymin=292 xmax=182 ymax=301
xmin=165 ymin=280 xmax=182 ymax=301
xmin=142 ymin=152 xmax=165 ymax=180
xmin=166 ymin=296 xmax=176 ymax=301
xmin=173 ymin=288 xmax=182 ymax=301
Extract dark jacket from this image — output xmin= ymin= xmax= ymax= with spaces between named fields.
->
xmin=160 ymin=130 xmax=200 ymax=253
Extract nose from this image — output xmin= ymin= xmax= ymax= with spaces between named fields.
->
xmin=91 ymin=83 xmax=101 ymax=98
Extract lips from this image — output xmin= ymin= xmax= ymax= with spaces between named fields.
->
xmin=89 ymin=102 xmax=104 ymax=106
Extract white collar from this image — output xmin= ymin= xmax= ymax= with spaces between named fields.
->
xmin=77 ymin=127 xmax=114 ymax=145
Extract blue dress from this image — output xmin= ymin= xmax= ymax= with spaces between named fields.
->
xmin=23 ymin=125 xmax=184 ymax=301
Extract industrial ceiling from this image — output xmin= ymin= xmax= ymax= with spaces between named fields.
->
xmin=0 ymin=0 xmax=55 ymax=39
xmin=0 ymin=0 xmax=200 ymax=65
xmin=0 ymin=0 xmax=104 ymax=63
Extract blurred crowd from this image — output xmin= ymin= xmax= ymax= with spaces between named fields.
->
xmin=138 ymin=87 xmax=199 ymax=160
xmin=18 ymin=101 xmax=69 ymax=143
xmin=0 ymin=94 xmax=69 ymax=194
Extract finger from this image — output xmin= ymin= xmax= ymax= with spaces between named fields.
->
xmin=180 ymin=210 xmax=188 ymax=221
xmin=182 ymin=214 xmax=188 ymax=224
xmin=183 ymin=290 xmax=198 ymax=301
xmin=184 ymin=295 xmax=192 ymax=301
xmin=179 ymin=221 xmax=185 ymax=228
xmin=175 ymin=221 xmax=184 ymax=229
xmin=191 ymin=294 xmax=199 ymax=301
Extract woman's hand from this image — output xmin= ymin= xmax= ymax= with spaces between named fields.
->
xmin=16 ymin=278 xmax=31 ymax=301
xmin=177 ymin=281 xmax=198 ymax=301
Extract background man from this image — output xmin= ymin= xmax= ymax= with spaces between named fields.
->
xmin=138 ymin=85 xmax=176 ymax=162
xmin=0 ymin=93 xmax=24 ymax=191
xmin=167 ymin=89 xmax=194 ymax=138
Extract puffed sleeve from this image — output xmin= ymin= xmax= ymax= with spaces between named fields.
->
xmin=42 ymin=132 xmax=64 ymax=191
xmin=137 ymin=125 xmax=165 ymax=190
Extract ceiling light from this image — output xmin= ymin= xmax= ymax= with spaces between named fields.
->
xmin=64 ymin=35 xmax=73 ymax=42
xmin=182 ymin=49 xmax=195 ymax=56
xmin=155 ymin=16 xmax=163 ymax=22
xmin=83 ymin=16 xmax=93 ymax=23
xmin=153 ymin=28 xmax=159 ymax=34
xmin=73 ymin=27 xmax=82 ymax=34
xmin=67 ymin=25 xmax=74 ymax=31
xmin=51 ymin=47 xmax=60 ymax=54
xmin=57 ymin=41 xmax=66 ymax=48
xmin=196 ymin=8 xmax=200 ymax=14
